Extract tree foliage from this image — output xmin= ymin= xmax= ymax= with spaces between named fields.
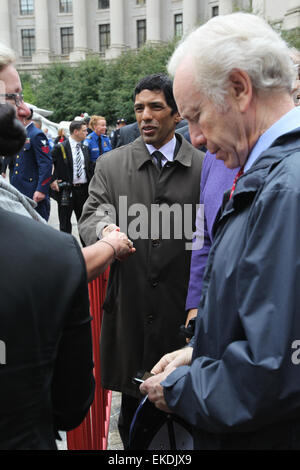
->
xmin=20 ymin=39 xmax=179 ymax=125
xmin=19 ymin=19 xmax=299 ymax=126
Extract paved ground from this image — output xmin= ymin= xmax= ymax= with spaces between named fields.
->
xmin=48 ymin=199 xmax=123 ymax=451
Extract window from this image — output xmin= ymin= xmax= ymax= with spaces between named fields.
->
xmin=59 ymin=0 xmax=73 ymax=13
xmin=212 ymin=6 xmax=219 ymax=17
xmin=61 ymin=27 xmax=74 ymax=55
xmin=99 ymin=24 xmax=110 ymax=55
xmin=98 ymin=0 xmax=109 ymax=9
xmin=21 ymin=29 xmax=35 ymax=57
xmin=137 ymin=19 xmax=146 ymax=48
xmin=136 ymin=0 xmax=146 ymax=5
xmin=19 ymin=0 xmax=34 ymax=16
xmin=174 ymin=14 xmax=183 ymax=38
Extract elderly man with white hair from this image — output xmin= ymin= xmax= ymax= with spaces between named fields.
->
xmin=140 ymin=13 xmax=300 ymax=450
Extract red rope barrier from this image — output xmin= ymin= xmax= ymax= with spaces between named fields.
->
xmin=67 ymin=269 xmax=111 ymax=450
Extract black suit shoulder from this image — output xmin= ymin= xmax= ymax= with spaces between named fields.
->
xmin=0 ymin=208 xmax=94 ymax=448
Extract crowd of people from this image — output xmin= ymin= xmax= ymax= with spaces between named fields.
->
xmin=0 ymin=11 xmax=300 ymax=451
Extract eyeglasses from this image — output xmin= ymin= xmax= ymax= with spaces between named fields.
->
xmin=0 ymin=93 xmax=24 ymax=107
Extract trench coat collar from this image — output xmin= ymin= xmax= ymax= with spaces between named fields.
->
xmin=134 ymin=133 xmax=193 ymax=170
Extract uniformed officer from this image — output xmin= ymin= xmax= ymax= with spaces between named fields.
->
xmin=110 ymin=118 xmax=127 ymax=149
xmin=10 ymin=113 xmax=52 ymax=221
xmin=83 ymin=115 xmax=112 ymax=170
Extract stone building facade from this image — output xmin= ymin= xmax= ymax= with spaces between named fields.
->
xmin=0 ymin=0 xmax=299 ymax=72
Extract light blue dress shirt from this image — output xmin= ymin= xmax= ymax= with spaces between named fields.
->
xmin=244 ymin=106 xmax=300 ymax=172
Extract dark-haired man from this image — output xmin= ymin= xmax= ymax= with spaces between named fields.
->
xmin=51 ymin=120 xmax=93 ymax=235
xmin=79 ymin=73 xmax=204 ymax=448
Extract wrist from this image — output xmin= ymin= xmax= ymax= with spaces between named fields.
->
xmin=99 ymin=239 xmax=117 ymax=259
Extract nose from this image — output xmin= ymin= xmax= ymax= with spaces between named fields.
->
xmin=189 ymin=123 xmax=207 ymax=149
xmin=141 ymin=106 xmax=153 ymax=122
xmin=17 ymin=101 xmax=31 ymax=122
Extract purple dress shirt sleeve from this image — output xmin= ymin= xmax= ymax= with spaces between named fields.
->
xmin=185 ymin=152 xmax=239 ymax=311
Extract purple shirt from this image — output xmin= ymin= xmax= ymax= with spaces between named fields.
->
xmin=185 ymin=152 xmax=239 ymax=310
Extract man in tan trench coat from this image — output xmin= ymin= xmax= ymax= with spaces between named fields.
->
xmin=79 ymin=74 xmax=203 ymax=448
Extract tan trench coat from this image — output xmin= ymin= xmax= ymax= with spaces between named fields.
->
xmin=79 ymin=134 xmax=203 ymax=397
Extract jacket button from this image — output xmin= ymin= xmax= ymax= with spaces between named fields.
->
xmin=152 ymin=239 xmax=160 ymax=247
xmin=15 ymin=163 xmax=19 ymax=167
xmin=147 ymin=315 xmax=154 ymax=324
xmin=151 ymin=280 xmax=159 ymax=287
xmin=15 ymin=171 xmax=18 ymax=175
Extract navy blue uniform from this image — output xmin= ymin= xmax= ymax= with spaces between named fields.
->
xmin=84 ymin=131 xmax=112 ymax=163
xmin=11 ymin=122 xmax=52 ymax=221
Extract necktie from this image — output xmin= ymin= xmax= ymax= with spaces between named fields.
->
xmin=229 ymin=167 xmax=244 ymax=199
xmin=76 ymin=143 xmax=83 ymax=179
xmin=152 ymin=151 xmax=164 ymax=170
xmin=99 ymin=137 xmax=103 ymax=156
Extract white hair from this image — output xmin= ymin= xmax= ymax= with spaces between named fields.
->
xmin=0 ymin=42 xmax=15 ymax=72
xmin=168 ymin=13 xmax=296 ymax=109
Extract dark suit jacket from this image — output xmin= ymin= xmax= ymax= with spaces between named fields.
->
xmin=51 ymin=138 xmax=93 ymax=185
xmin=0 ymin=208 xmax=95 ymax=449
xmin=116 ymin=122 xmax=140 ymax=148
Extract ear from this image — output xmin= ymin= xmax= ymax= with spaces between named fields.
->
xmin=228 ymin=69 xmax=253 ymax=113
xmin=173 ymin=112 xmax=182 ymax=124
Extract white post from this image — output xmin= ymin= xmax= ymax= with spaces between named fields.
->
xmin=106 ymin=0 xmax=125 ymax=59
xmin=147 ymin=0 xmax=161 ymax=43
xmin=218 ymin=0 xmax=233 ymax=15
xmin=32 ymin=0 xmax=50 ymax=63
xmin=0 ymin=0 xmax=11 ymax=48
xmin=284 ymin=0 xmax=300 ymax=29
xmin=70 ymin=0 xmax=88 ymax=61
xmin=183 ymin=0 xmax=198 ymax=35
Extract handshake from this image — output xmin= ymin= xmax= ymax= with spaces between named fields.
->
xmin=83 ymin=223 xmax=135 ymax=282
xmin=101 ymin=223 xmax=135 ymax=261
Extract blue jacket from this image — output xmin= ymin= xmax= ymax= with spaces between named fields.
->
xmin=84 ymin=131 xmax=112 ymax=163
xmin=11 ymin=122 xmax=52 ymax=199
xmin=163 ymin=128 xmax=300 ymax=449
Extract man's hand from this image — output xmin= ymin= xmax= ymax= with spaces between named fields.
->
xmin=151 ymin=347 xmax=193 ymax=375
xmin=50 ymin=180 xmax=60 ymax=192
xmin=33 ymin=191 xmax=46 ymax=203
xmin=139 ymin=347 xmax=193 ymax=412
xmin=102 ymin=223 xmax=120 ymax=236
xmin=185 ymin=308 xmax=197 ymax=343
xmin=101 ymin=230 xmax=136 ymax=261
xmin=139 ymin=371 xmax=174 ymax=414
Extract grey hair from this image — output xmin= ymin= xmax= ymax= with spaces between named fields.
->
xmin=168 ymin=13 xmax=296 ymax=109
xmin=0 ymin=42 xmax=15 ymax=72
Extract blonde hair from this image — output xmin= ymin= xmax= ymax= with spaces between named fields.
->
xmin=89 ymin=115 xmax=106 ymax=130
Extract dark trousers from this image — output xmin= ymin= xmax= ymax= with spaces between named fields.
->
xmin=36 ymin=197 xmax=50 ymax=222
xmin=58 ymin=183 xmax=88 ymax=238
xmin=118 ymin=394 xmax=141 ymax=450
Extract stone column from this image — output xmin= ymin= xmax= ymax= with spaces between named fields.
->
xmin=146 ymin=0 xmax=161 ymax=43
xmin=218 ymin=0 xmax=233 ymax=15
xmin=70 ymin=0 xmax=88 ymax=61
xmin=106 ymin=0 xmax=125 ymax=59
xmin=32 ymin=0 xmax=50 ymax=63
xmin=183 ymin=0 xmax=198 ymax=35
xmin=284 ymin=0 xmax=300 ymax=29
xmin=0 ymin=0 xmax=11 ymax=48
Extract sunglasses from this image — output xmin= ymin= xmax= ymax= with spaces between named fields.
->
xmin=0 ymin=93 xmax=24 ymax=107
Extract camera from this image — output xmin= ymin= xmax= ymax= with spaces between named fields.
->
xmin=58 ymin=181 xmax=72 ymax=207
